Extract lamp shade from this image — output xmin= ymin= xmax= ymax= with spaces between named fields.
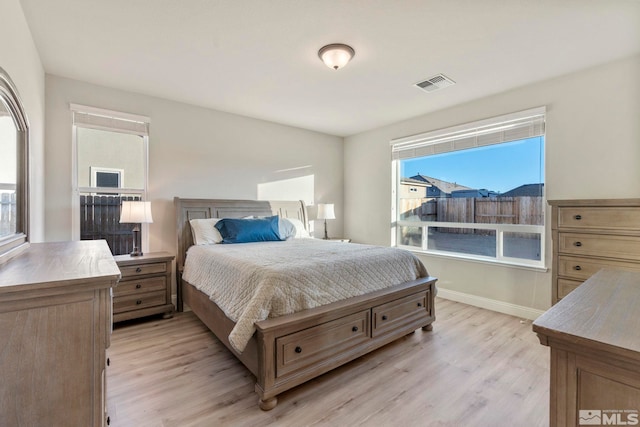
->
xmin=318 ymin=44 xmax=355 ymax=70
xmin=317 ymin=203 xmax=335 ymax=220
xmin=120 ymin=201 xmax=153 ymax=224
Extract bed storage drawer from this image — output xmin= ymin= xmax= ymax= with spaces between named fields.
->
xmin=275 ymin=310 xmax=370 ymax=378
xmin=557 ymin=207 xmax=640 ymax=231
xmin=119 ymin=262 xmax=167 ymax=278
xmin=114 ymin=277 xmax=166 ymax=296
xmin=372 ymin=291 xmax=430 ymax=337
xmin=113 ymin=290 xmax=167 ymax=314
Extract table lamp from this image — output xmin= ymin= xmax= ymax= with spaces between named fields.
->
xmin=317 ymin=203 xmax=335 ymax=240
xmin=119 ymin=200 xmax=153 ymax=256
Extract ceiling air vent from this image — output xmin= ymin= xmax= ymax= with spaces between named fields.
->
xmin=415 ymin=74 xmax=455 ymax=93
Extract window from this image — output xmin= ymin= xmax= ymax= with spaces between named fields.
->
xmin=0 ymin=67 xmax=29 ymax=259
xmin=91 ymin=167 xmax=123 ymax=189
xmin=391 ymin=107 xmax=545 ymax=268
xmin=71 ymin=104 xmax=150 ymax=255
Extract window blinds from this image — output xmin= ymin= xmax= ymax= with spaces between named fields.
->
xmin=391 ymin=107 xmax=545 ymax=160
xmin=70 ymin=103 xmax=150 ymax=136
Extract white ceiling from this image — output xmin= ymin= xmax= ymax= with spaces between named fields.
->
xmin=19 ymin=0 xmax=640 ymax=137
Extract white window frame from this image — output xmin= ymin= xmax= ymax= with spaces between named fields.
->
xmin=70 ymin=104 xmax=150 ymax=251
xmin=391 ymin=107 xmax=546 ymax=269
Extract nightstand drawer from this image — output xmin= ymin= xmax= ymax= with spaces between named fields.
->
xmin=113 ymin=252 xmax=175 ymax=323
xmin=113 ymin=290 xmax=167 ymax=314
xmin=114 ymin=276 xmax=166 ymax=297
xmin=119 ymin=262 xmax=167 ymax=278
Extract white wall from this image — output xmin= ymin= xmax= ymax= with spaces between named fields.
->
xmin=0 ymin=0 xmax=46 ymax=242
xmin=344 ymin=55 xmax=640 ymax=314
xmin=44 ymin=75 xmax=344 ymax=258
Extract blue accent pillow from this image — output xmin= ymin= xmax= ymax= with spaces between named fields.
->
xmin=214 ymin=215 xmax=282 ymax=243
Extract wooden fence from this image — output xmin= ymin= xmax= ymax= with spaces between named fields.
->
xmin=80 ymin=195 xmax=141 ymax=255
xmin=400 ymin=196 xmax=544 ymax=234
xmin=0 ymin=192 xmax=16 ymax=237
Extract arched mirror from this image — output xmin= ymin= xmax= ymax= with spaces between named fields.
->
xmin=0 ymin=67 xmax=29 ymax=259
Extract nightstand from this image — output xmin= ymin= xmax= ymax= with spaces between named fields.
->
xmin=325 ymin=238 xmax=351 ymax=243
xmin=113 ymin=252 xmax=175 ymax=322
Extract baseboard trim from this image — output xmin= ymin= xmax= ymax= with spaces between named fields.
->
xmin=437 ymin=288 xmax=546 ymax=320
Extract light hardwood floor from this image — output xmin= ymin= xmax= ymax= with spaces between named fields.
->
xmin=107 ymin=298 xmax=549 ymax=427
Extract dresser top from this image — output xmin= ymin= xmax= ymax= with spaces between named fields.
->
xmin=113 ymin=251 xmax=174 ymax=266
xmin=533 ymin=269 xmax=640 ymax=360
xmin=0 ymin=240 xmax=121 ymax=294
xmin=548 ymin=198 xmax=640 ymax=207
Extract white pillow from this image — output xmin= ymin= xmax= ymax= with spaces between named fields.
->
xmin=282 ymin=217 xmax=310 ymax=239
xmin=189 ymin=218 xmax=223 ymax=245
xmin=278 ymin=217 xmax=297 ymax=239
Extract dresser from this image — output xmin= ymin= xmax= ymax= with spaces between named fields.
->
xmin=549 ymin=198 xmax=640 ymax=304
xmin=533 ymin=269 xmax=640 ymax=427
xmin=113 ymin=252 xmax=174 ymax=322
xmin=0 ymin=240 xmax=120 ymax=427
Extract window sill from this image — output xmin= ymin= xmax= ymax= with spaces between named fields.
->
xmin=401 ymin=246 xmax=549 ymax=273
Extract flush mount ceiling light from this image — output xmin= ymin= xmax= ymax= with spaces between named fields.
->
xmin=318 ymin=43 xmax=355 ymax=70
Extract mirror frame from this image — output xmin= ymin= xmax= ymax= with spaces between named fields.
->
xmin=0 ymin=66 xmax=30 ymax=260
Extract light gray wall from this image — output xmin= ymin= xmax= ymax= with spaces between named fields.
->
xmin=76 ymin=128 xmax=145 ymax=188
xmin=0 ymin=0 xmax=46 ymax=242
xmin=44 ymin=75 xmax=344 ymax=257
xmin=344 ymin=54 xmax=640 ymax=312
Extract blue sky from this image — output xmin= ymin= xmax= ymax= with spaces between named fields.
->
xmin=401 ymin=137 xmax=544 ymax=194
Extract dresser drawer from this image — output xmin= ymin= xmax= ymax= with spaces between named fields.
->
xmin=558 ymin=207 xmax=640 ymax=231
xmin=119 ymin=262 xmax=167 ymax=278
xmin=276 ymin=310 xmax=370 ymax=378
xmin=114 ymin=276 xmax=166 ymax=297
xmin=372 ymin=291 xmax=430 ymax=337
xmin=558 ymin=233 xmax=640 ymax=261
xmin=557 ymin=278 xmax=584 ymax=299
xmin=113 ymin=290 xmax=166 ymax=314
xmin=558 ymin=255 xmax=640 ymax=281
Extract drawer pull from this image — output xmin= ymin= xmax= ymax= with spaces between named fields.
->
xmin=135 ymin=267 xmax=142 ymax=273
xmin=574 ymin=265 xmax=582 ymax=271
xmin=135 ymin=283 xmax=142 ymax=289
xmin=136 ymin=300 xmax=142 ymax=305
xmin=295 ymin=346 xmax=302 ymax=353
xmin=574 ymin=214 xmax=582 ymax=220
xmin=352 ymin=326 xmax=358 ymax=332
xmin=107 ymin=357 xmax=110 ymax=366
xmin=381 ymin=315 xmax=388 ymax=321
xmin=417 ymin=302 xmax=422 ymax=307
xmin=574 ymin=241 xmax=582 ymax=247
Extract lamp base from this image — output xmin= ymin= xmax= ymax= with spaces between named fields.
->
xmin=323 ymin=219 xmax=329 ymax=240
xmin=130 ymin=227 xmax=143 ymax=257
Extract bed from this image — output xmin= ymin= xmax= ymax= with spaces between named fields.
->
xmin=174 ymin=197 xmax=437 ymax=410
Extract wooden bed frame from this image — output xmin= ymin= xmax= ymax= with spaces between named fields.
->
xmin=174 ymin=197 xmax=437 ymax=410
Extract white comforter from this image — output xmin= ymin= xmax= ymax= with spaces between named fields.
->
xmin=182 ymin=239 xmax=428 ymax=352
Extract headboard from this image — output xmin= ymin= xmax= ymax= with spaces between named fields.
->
xmin=174 ymin=197 xmax=308 ymax=274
